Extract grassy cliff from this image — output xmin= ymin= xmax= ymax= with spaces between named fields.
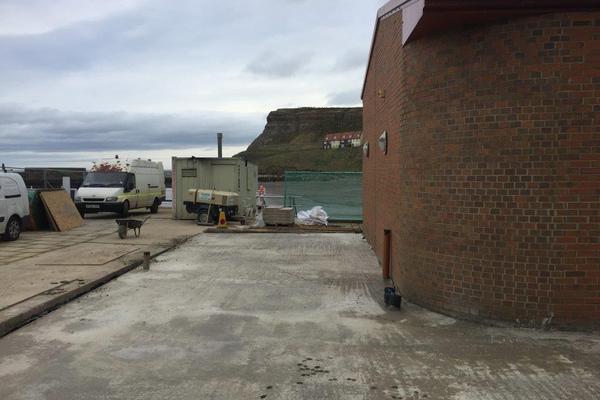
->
xmin=236 ymin=107 xmax=362 ymax=175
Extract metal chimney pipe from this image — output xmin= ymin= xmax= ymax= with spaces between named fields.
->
xmin=217 ymin=132 xmax=223 ymax=158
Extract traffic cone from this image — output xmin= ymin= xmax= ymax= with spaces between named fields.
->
xmin=217 ymin=209 xmax=227 ymax=228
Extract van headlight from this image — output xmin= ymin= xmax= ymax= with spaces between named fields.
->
xmin=106 ymin=196 xmax=118 ymax=201
xmin=74 ymin=196 xmax=81 ymax=202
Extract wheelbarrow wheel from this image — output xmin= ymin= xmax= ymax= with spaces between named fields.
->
xmin=121 ymin=200 xmax=130 ymax=218
xmin=118 ymin=224 xmax=128 ymax=239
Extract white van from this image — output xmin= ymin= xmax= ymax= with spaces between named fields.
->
xmin=0 ymin=173 xmax=30 ymax=241
xmin=75 ymin=159 xmax=166 ymax=218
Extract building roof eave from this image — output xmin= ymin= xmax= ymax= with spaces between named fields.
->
xmin=361 ymin=0 xmax=414 ymax=101
xmin=361 ymin=0 xmax=600 ymax=100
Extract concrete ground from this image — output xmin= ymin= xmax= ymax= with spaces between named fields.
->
xmin=0 ymin=209 xmax=204 ymax=332
xmin=0 ymin=217 xmax=115 ymax=266
xmin=1 ymin=233 xmax=599 ymax=400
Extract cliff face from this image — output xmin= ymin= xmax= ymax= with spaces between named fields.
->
xmin=237 ymin=107 xmax=363 ymax=175
xmin=247 ymin=107 xmax=363 ymax=150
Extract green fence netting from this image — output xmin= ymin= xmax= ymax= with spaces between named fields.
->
xmin=283 ymin=171 xmax=363 ymax=221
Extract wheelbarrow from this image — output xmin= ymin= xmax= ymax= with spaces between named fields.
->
xmin=115 ymin=217 xmax=150 ymax=239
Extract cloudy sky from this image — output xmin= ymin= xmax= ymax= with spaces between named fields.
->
xmin=0 ymin=0 xmax=386 ymax=168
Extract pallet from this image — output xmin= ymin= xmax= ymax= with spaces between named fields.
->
xmin=263 ymin=207 xmax=295 ymax=226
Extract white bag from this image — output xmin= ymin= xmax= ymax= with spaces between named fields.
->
xmin=252 ymin=211 xmax=266 ymax=228
xmin=296 ymin=206 xmax=328 ymax=226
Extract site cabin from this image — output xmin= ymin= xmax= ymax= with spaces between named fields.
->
xmin=172 ymin=157 xmax=258 ymax=220
xmin=75 ymin=159 xmax=166 ymax=218
xmin=0 ymin=172 xmax=30 ymax=241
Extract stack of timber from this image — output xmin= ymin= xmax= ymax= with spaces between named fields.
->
xmin=263 ymin=207 xmax=295 ymax=226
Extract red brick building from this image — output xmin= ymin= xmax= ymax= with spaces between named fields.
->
xmin=361 ymin=0 xmax=600 ymax=329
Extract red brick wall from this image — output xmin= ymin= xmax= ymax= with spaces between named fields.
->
xmin=362 ymin=11 xmax=600 ymax=329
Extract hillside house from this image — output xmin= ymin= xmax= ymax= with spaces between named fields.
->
xmin=323 ymin=131 xmax=362 ymax=149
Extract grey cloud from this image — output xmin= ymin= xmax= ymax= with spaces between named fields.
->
xmin=333 ymin=49 xmax=368 ymax=72
xmin=0 ymin=14 xmax=150 ymax=72
xmin=0 ymin=0 xmax=317 ymax=75
xmin=327 ymin=89 xmax=361 ymax=106
xmin=246 ymin=51 xmax=313 ymax=78
xmin=0 ymin=0 xmax=379 ymax=88
xmin=0 ymin=1 xmax=243 ymax=74
xmin=0 ymin=104 xmax=264 ymax=153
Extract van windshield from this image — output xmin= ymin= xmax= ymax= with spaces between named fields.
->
xmin=82 ymin=172 xmax=130 ymax=188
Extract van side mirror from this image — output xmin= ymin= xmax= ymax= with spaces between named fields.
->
xmin=125 ymin=182 xmax=135 ymax=192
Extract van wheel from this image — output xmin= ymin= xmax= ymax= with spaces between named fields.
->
xmin=3 ymin=216 xmax=22 ymax=241
xmin=121 ymin=201 xmax=130 ymax=218
xmin=150 ymin=198 xmax=159 ymax=214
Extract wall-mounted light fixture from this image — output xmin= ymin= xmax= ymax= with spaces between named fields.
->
xmin=378 ymin=131 xmax=388 ymax=154
xmin=377 ymin=89 xmax=386 ymax=99
xmin=363 ymin=141 xmax=369 ymax=157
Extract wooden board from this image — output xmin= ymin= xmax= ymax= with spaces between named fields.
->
xmin=39 ymin=191 xmax=84 ymax=232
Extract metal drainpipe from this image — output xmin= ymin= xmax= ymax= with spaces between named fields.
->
xmin=383 ymin=230 xmax=391 ymax=279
